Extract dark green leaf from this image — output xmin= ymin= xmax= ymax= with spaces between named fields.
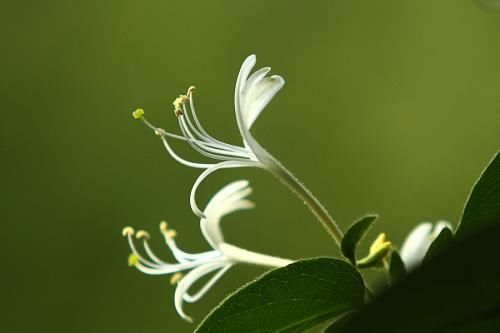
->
xmin=195 ymin=258 xmax=365 ymax=333
xmin=341 ymin=215 xmax=378 ymax=265
xmin=456 ymin=152 xmax=500 ymax=239
xmin=324 ymin=312 xmax=356 ymax=333
xmin=334 ymin=223 xmax=500 ymax=333
xmin=423 ymin=227 xmax=454 ymax=262
xmin=388 ymin=250 xmax=406 ymax=285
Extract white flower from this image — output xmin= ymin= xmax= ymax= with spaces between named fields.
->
xmin=133 ymin=55 xmax=344 ymax=246
xmin=134 ymin=55 xmax=284 ymax=217
xmin=400 ymin=221 xmax=453 ymax=270
xmin=122 ymin=180 xmax=292 ymax=322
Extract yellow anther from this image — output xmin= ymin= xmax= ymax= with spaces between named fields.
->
xmin=173 ymin=95 xmax=189 ymax=108
xmin=170 ymin=272 xmax=184 ymax=285
xmin=187 ymin=86 xmax=195 ymax=96
xmin=173 ymin=95 xmax=189 ymax=117
xmin=122 ymin=226 xmax=135 ymax=237
xmin=136 ymin=230 xmax=150 ymax=240
xmin=132 ymin=108 xmax=144 ymax=119
xmin=159 ymin=221 xmax=176 ymax=238
xmin=166 ymin=229 xmax=177 ymax=238
xmin=174 ymin=108 xmax=184 ymax=117
xmin=128 ymin=253 xmax=139 ymax=267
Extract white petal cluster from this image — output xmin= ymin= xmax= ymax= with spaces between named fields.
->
xmin=400 ymin=221 xmax=453 ymax=270
xmin=123 ymin=180 xmax=291 ymax=322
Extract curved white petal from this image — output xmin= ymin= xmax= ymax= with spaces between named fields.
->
xmin=400 ymin=222 xmax=433 ymax=270
xmin=189 ymin=161 xmax=260 ymax=218
xmin=242 ymin=67 xmax=271 ymax=97
xmin=200 ymin=180 xmax=255 ymax=249
xmin=241 ymin=75 xmax=285 ymax=129
xmin=183 ymin=264 xmax=232 ymax=303
xmin=234 ymin=54 xmax=285 ymax=139
xmin=174 ymin=261 xmax=228 ymax=322
xmin=236 ymin=54 xmax=257 ymax=95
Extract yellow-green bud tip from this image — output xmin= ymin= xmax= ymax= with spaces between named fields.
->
xmin=370 ymin=233 xmax=390 ymax=254
xmin=132 ymin=108 xmax=144 ymax=119
xmin=128 ymin=253 xmax=139 ymax=267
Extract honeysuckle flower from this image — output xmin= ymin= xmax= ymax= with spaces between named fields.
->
xmin=400 ymin=220 xmax=453 ymax=270
xmin=133 ymin=54 xmax=344 ymax=246
xmin=134 ymin=55 xmax=284 ymax=217
xmin=122 ymin=180 xmax=292 ymax=322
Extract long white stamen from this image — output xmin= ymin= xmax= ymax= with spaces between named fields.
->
xmin=183 ymin=90 xmax=254 ymax=154
xmin=141 ymin=116 xmax=240 ymax=153
xmin=126 ymin=233 xmax=164 ymax=268
xmin=180 ymin=101 xmax=212 ymax=143
xmin=178 ymin=117 xmax=252 ymax=161
xmin=159 ymin=224 xmax=219 ymax=262
xmin=141 ymin=238 xmax=168 ymax=265
xmin=187 ymin=90 xmax=236 ymax=149
xmin=134 ymin=257 xmax=221 ymax=275
xmin=165 ymin=237 xmax=220 ymax=262
xmin=179 ymin=114 xmax=253 ymax=159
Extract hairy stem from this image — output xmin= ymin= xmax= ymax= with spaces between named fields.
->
xmin=268 ymin=159 xmax=344 ymax=247
xmin=249 ymin=135 xmax=343 ymax=247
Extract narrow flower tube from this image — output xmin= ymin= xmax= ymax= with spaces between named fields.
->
xmin=133 ymin=55 xmax=344 ymax=246
xmin=123 ymin=180 xmax=292 ymax=322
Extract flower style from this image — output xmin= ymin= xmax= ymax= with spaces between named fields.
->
xmin=133 ymin=54 xmax=344 ymax=246
xmin=122 ymin=180 xmax=292 ymax=322
xmin=400 ymin=220 xmax=453 ymax=270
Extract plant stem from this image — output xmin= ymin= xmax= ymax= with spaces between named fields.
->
xmin=268 ymin=157 xmax=344 ymax=247
xmin=247 ymin=136 xmax=344 ymax=247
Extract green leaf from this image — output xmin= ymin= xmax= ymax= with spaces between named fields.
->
xmin=456 ymin=152 xmax=500 ymax=239
xmin=388 ymin=250 xmax=406 ymax=285
xmin=195 ymin=258 xmax=365 ymax=333
xmin=324 ymin=312 xmax=356 ymax=333
xmin=332 ymin=223 xmax=500 ymax=333
xmin=423 ymin=227 xmax=454 ymax=262
xmin=341 ymin=215 xmax=378 ymax=265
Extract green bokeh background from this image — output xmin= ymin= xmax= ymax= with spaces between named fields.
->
xmin=2 ymin=1 xmax=499 ymax=332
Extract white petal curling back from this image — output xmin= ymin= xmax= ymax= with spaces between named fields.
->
xmin=136 ymin=55 xmax=284 ymax=217
xmin=236 ymin=55 xmax=285 ymax=130
xmin=123 ymin=181 xmax=293 ymax=322
xmin=400 ymin=221 xmax=453 ymax=270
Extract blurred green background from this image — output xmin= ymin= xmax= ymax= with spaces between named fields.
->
xmin=1 ymin=0 xmax=499 ymax=332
